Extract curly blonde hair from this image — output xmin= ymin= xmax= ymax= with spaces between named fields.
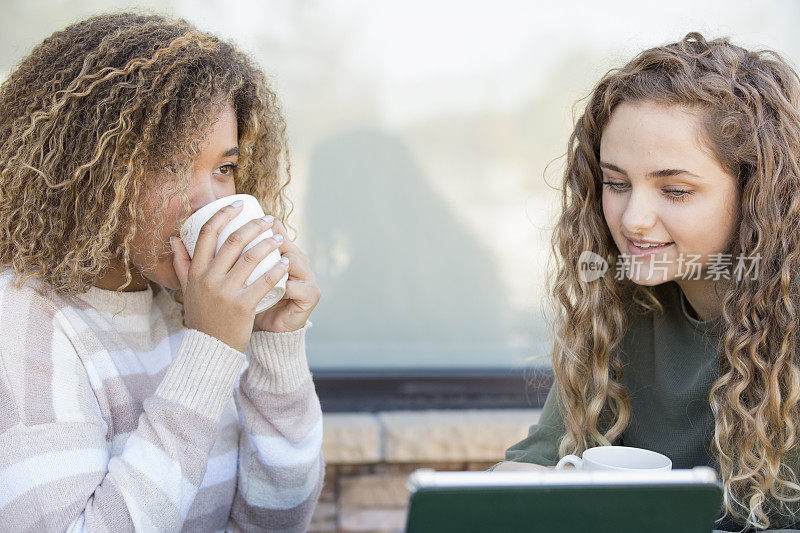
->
xmin=549 ymin=32 xmax=800 ymax=530
xmin=0 ymin=11 xmax=293 ymax=316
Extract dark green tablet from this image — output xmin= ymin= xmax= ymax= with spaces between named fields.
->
xmin=404 ymin=467 xmax=723 ymax=533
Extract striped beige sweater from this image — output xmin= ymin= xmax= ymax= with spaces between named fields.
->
xmin=0 ymin=269 xmax=324 ymax=532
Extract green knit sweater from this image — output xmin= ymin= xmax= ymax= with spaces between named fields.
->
xmin=505 ymin=280 xmax=800 ymax=532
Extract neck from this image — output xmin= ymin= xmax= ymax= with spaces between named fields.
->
xmin=674 ymin=278 xmax=729 ymax=322
xmin=93 ymin=260 xmax=149 ymax=292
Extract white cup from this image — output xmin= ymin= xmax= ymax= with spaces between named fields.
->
xmin=178 ymin=193 xmax=288 ymax=314
xmin=555 ymin=446 xmax=672 ymax=472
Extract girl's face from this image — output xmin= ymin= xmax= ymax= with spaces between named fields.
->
xmin=95 ymin=102 xmax=239 ymax=292
xmin=599 ymin=100 xmax=740 ymax=286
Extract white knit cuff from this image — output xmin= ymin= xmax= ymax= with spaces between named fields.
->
xmin=155 ymin=329 xmax=246 ymax=420
xmin=246 ymin=321 xmax=313 ymax=394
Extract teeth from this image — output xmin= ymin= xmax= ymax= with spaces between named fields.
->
xmin=633 ymin=242 xmax=669 ymax=249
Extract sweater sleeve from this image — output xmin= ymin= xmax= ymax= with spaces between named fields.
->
xmin=0 ymin=294 xmax=246 ymax=533
xmin=227 ymin=322 xmax=325 ymax=533
xmin=504 ymin=380 xmax=566 ymax=466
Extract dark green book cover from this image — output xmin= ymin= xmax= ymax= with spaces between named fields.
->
xmin=405 ymin=482 xmax=723 ymax=533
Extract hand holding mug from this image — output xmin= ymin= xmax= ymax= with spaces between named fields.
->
xmin=170 ymin=197 xmax=290 ymax=353
xmin=252 ymin=216 xmax=321 ymax=333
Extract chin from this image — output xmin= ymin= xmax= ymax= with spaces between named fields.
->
xmin=158 ymin=276 xmax=181 ymax=291
xmin=140 ymin=269 xmax=177 ymax=292
xmin=160 ymin=269 xmax=183 ymax=291
xmin=626 ymin=273 xmax=672 ymax=286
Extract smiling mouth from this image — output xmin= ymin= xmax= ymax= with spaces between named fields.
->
xmin=631 ymin=241 xmax=672 ymax=248
xmin=627 ymin=239 xmax=674 ymax=254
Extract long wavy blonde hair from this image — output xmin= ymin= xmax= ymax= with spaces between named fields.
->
xmin=549 ymin=32 xmax=800 ymax=530
xmin=0 ymin=11 xmax=292 ymax=316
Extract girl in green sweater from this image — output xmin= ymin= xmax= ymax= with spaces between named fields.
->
xmin=498 ymin=32 xmax=800 ymax=532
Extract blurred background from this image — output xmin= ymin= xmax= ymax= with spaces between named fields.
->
xmin=3 ymin=0 xmax=799 ymax=374
xmin=7 ymin=3 xmax=800 ymax=531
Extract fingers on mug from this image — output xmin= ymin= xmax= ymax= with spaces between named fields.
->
xmin=179 ymin=194 xmax=288 ymax=313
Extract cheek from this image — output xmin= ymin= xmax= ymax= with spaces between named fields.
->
xmin=601 ymin=193 xmax=623 ymax=233
xmin=138 ymin=205 xmax=182 ymax=265
xmin=709 ymin=206 xmax=739 ymax=251
xmin=719 ymin=191 xmax=741 ymax=245
xmin=675 ymin=198 xmax=732 ymax=251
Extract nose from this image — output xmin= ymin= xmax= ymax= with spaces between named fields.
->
xmin=620 ymin=189 xmax=658 ymax=237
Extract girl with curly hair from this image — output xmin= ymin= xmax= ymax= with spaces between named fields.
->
xmin=0 ymin=11 xmax=323 ymax=532
xmin=496 ymin=33 xmax=800 ymax=532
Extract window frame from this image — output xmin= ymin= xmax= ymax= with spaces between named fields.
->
xmin=312 ymin=367 xmax=553 ymax=412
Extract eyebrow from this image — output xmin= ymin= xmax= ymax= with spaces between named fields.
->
xmin=222 ymin=147 xmax=240 ymax=158
xmin=600 ymin=162 xmax=703 ymax=180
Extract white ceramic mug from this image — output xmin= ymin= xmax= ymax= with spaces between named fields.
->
xmin=555 ymin=446 xmax=672 ymax=472
xmin=178 ymin=193 xmax=289 ymax=314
